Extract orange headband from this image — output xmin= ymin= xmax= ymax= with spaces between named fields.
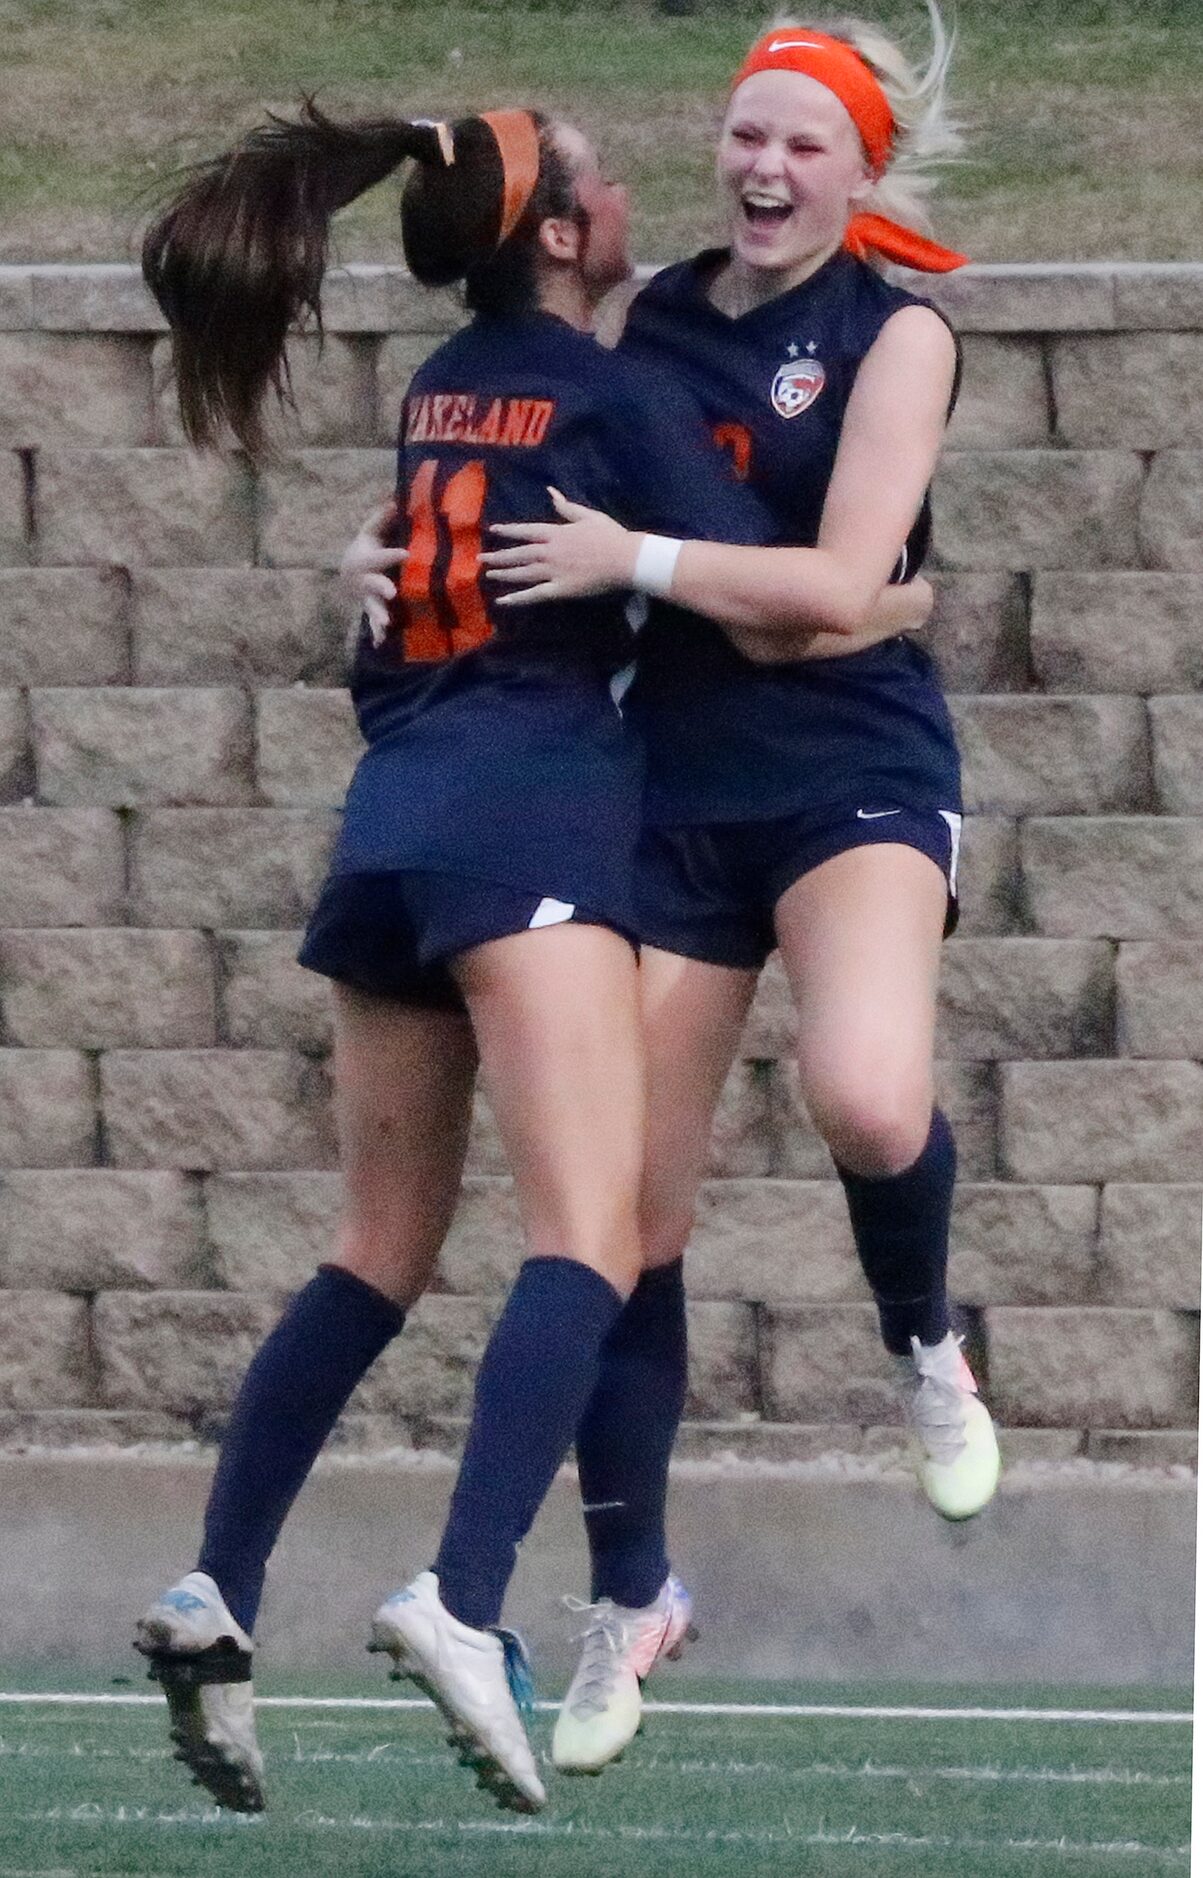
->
xmin=729 ymin=29 xmax=967 ymax=274
xmin=480 ymin=109 xmax=542 ymax=248
xmin=733 ymin=29 xmax=895 ymax=171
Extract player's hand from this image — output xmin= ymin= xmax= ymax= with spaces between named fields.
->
xmin=891 ymin=574 xmax=934 ymax=633
xmin=480 ymin=487 xmax=638 ymax=605
xmin=340 ymin=500 xmax=406 ymax=646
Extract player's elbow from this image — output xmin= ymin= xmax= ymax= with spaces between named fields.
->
xmin=775 ymin=555 xmax=877 ymax=637
xmin=793 ymin=579 xmax=872 ymax=638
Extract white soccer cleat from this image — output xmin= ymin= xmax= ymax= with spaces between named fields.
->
xmin=133 ymin=1570 xmax=264 ymax=1813
xmin=368 ymin=1570 xmax=545 ymax=1812
xmin=552 ymin=1573 xmax=697 ymax=1773
xmin=899 ymin=1331 xmax=1001 ymax=1521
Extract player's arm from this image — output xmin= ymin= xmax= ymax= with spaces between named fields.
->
xmin=484 ymin=307 xmax=955 ymax=646
xmin=727 ymin=574 xmax=934 ymax=664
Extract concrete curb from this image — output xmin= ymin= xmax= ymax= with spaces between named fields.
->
xmin=3 ymin=1453 xmax=1192 ymax=1686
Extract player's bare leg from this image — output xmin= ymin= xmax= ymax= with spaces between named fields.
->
xmin=372 ymin=922 xmax=647 ymax=1811
xmin=138 ymin=991 xmax=477 ymax=1811
xmin=554 ymin=948 xmax=755 ymax=1772
xmin=775 ymin=844 xmax=999 ymax=1518
xmin=458 ymin=922 xmax=646 ymax=1291
xmin=636 ymin=948 xmax=760 ymax=1275
xmin=330 ymin=987 xmax=478 ymax=1308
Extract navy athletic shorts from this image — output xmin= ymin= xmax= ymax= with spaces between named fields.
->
xmin=634 ymin=804 xmax=962 ymax=970
xmin=299 ymin=869 xmax=637 ymax=1011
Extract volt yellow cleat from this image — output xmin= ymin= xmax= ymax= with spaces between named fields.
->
xmin=900 ymin=1332 xmax=1001 ymax=1521
xmin=552 ymin=1574 xmax=696 ymax=1774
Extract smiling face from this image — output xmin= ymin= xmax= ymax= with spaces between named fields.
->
xmin=718 ymin=68 xmax=875 ymax=285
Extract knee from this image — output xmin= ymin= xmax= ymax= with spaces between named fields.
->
xmin=333 ymin=1221 xmax=439 ymax=1311
xmin=524 ymin=1191 xmax=644 ymax=1298
xmin=810 ymin=1085 xmax=933 ymax=1179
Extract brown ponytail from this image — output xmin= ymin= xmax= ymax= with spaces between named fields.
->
xmin=143 ymin=104 xmax=449 ymax=455
xmin=144 ymin=102 xmax=576 ymax=457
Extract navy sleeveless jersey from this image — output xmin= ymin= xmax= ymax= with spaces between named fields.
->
xmin=620 ymin=248 xmax=964 ymax=825
xmin=334 ymin=308 xmax=770 ymax=903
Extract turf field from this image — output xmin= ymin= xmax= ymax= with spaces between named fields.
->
xmin=0 ymin=1672 xmax=1190 ymax=1877
xmin=2 ymin=0 xmax=1201 ymax=263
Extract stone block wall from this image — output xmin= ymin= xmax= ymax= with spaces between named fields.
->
xmin=0 ymin=262 xmax=1200 ymax=1463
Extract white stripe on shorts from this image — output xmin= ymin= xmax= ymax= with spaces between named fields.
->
xmin=938 ymin=810 xmax=963 ymax=896
xmin=529 ymin=897 xmax=576 ymax=929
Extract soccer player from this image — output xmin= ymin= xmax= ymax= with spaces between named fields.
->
xmin=478 ymin=4 xmax=1002 ymax=1773
xmin=132 ymin=98 xmax=926 ymax=1816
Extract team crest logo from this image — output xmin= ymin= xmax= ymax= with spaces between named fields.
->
xmin=771 ymin=357 xmax=826 ymax=419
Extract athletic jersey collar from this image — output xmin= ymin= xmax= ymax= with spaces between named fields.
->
xmin=681 ymin=244 xmax=856 ymax=330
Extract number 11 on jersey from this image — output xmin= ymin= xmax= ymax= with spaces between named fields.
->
xmin=396 ymin=457 xmax=493 ymax=661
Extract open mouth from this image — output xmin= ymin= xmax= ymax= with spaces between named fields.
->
xmin=741 ymin=192 xmax=793 ymax=231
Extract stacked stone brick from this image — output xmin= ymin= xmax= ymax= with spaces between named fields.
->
xmin=0 ymin=262 xmax=1200 ymax=1462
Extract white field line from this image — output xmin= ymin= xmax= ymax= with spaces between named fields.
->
xmin=18 ymin=1803 xmax=1192 ymax=1864
xmin=0 ymin=1735 xmax=1190 ymax=1788
xmin=0 ymin=1692 xmax=1192 ymax=1724
xmin=632 ymin=1756 xmax=1192 ymax=1789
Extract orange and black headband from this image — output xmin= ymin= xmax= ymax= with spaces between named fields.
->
xmin=417 ymin=109 xmax=542 ymax=251
xmin=731 ymin=29 xmax=966 ymax=274
xmin=480 ymin=109 xmax=542 ymax=247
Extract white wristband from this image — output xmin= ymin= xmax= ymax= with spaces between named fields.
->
xmin=632 ymin=533 xmax=683 ymax=599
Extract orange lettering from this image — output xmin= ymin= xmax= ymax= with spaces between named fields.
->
xmin=713 ymin=421 xmax=753 ymax=481
xmin=500 ymin=399 xmax=531 ymax=445
xmin=524 ymin=400 xmax=554 ymax=446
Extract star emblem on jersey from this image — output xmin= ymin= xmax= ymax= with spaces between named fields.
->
xmin=770 ymin=354 xmax=826 ymax=419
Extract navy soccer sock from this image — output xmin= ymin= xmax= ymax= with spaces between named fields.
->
xmin=196 ymin=1263 xmax=406 ymax=1635
xmin=434 ymin=1255 xmax=625 ymax=1631
xmin=575 ymin=1258 xmax=688 ymax=1609
xmin=835 ymin=1109 xmax=956 ymax=1357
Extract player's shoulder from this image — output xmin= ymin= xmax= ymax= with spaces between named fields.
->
xmin=545 ymin=319 xmax=654 ymax=427
xmin=411 ymin=310 xmax=603 ymax=381
xmin=600 ymin=341 xmax=660 ymax=405
xmin=821 ymin=257 xmax=957 ymax=382
xmin=854 ymin=259 xmax=957 ymax=339
xmin=407 ymin=323 xmax=475 ymax=392
xmin=596 ymin=342 xmax=714 ymax=454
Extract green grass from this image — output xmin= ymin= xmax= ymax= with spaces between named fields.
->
xmin=1 ymin=0 xmax=1201 ymax=263
xmin=0 ymin=1671 xmax=1191 ymax=1877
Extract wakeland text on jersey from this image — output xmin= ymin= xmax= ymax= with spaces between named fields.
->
xmin=405 ymin=393 xmax=556 ymax=448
